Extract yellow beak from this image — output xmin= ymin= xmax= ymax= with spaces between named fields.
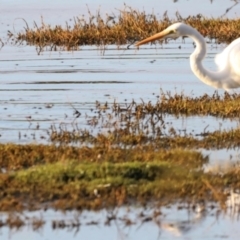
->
xmin=135 ymin=29 xmax=169 ymax=47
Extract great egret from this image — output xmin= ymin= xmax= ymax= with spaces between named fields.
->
xmin=135 ymin=22 xmax=240 ymax=89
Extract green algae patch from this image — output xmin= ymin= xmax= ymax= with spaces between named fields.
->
xmin=0 ymin=143 xmax=236 ymax=212
xmin=0 ymin=160 xmax=203 ymax=210
xmin=0 ymin=145 xmax=212 ymax=211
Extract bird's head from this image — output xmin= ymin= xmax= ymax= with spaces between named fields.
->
xmin=135 ymin=22 xmax=187 ymax=47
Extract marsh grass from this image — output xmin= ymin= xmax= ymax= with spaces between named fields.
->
xmin=157 ymin=90 xmax=240 ymax=118
xmin=49 ymin=91 xmax=240 ymax=148
xmin=0 ymin=143 xmax=237 ymax=212
xmin=0 ymin=147 xmax=222 ymax=211
xmin=49 ymin=125 xmax=240 ymax=149
xmin=0 ymin=145 xmax=206 ymax=170
xmin=8 ymin=5 xmax=240 ymax=52
xmin=0 ymin=140 xmax=234 ymax=211
xmin=2 ymin=92 xmax=240 ymax=211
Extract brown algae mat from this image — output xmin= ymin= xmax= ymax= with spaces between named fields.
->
xmin=8 ymin=5 xmax=240 ymax=51
xmin=2 ymin=92 xmax=240 ymax=211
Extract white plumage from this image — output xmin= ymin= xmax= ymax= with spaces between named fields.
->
xmin=136 ymin=22 xmax=240 ymax=90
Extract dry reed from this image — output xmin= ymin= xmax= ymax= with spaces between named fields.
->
xmin=8 ymin=5 xmax=240 ymax=52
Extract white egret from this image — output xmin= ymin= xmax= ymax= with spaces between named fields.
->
xmin=136 ymin=22 xmax=240 ymax=89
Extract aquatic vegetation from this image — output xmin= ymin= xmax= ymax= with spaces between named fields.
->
xmin=0 ymin=144 xmax=206 ymax=170
xmin=49 ymin=123 xmax=240 ymax=149
xmin=8 ymin=5 xmax=240 ymax=52
xmin=1 ymin=92 xmax=240 ymax=211
xmin=156 ymin=91 xmax=240 ymax=118
xmin=48 ymin=91 xmax=240 ymax=149
xmin=0 ymin=141 xmax=237 ymax=212
xmin=0 ymin=145 xmax=224 ymax=211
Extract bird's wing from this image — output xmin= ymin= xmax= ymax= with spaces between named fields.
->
xmin=214 ymin=45 xmax=233 ymax=70
xmin=215 ymin=38 xmax=240 ymax=72
xmin=214 ymin=38 xmax=240 ymax=88
xmin=215 ymin=51 xmax=227 ymax=70
xmin=229 ymin=39 xmax=240 ymax=77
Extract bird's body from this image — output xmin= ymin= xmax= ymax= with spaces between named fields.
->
xmin=135 ymin=22 xmax=240 ymax=90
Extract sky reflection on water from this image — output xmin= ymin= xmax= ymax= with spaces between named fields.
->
xmin=1 ymin=204 xmax=240 ymax=240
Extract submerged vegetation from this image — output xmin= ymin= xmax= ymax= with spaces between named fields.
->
xmin=8 ymin=5 xmax=240 ymax=52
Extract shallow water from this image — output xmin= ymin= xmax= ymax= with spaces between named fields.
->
xmin=0 ymin=41 xmax=236 ymax=144
xmin=1 ymin=1 xmax=239 ymax=144
xmin=1 ymin=203 xmax=240 ymax=240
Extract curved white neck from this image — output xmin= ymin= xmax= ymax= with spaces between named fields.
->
xmin=188 ymin=28 xmax=229 ymax=89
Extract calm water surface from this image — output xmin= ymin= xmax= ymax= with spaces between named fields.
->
xmin=1 ymin=42 xmax=238 ymax=143
xmin=1 ymin=204 xmax=240 ymax=240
